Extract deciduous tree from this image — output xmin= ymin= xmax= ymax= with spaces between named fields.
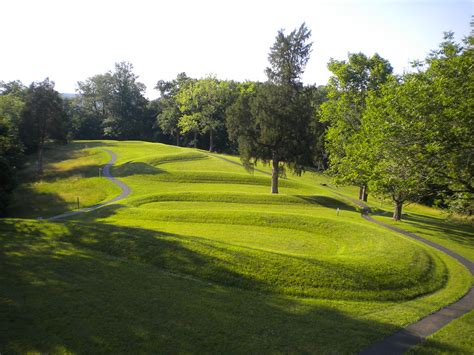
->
xmin=156 ymin=73 xmax=192 ymax=146
xmin=20 ymin=78 xmax=67 ymax=175
xmin=321 ymin=53 xmax=392 ymax=201
xmin=177 ymin=76 xmax=233 ymax=151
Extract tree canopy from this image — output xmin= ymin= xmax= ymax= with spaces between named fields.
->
xmin=320 ymin=52 xmax=393 ymax=200
xmin=20 ymin=78 xmax=67 ymax=175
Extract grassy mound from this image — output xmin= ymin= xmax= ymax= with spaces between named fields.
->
xmin=1 ymin=218 xmax=471 ymax=354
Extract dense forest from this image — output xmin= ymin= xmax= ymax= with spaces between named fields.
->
xmin=1 ymin=24 xmax=472 ymax=218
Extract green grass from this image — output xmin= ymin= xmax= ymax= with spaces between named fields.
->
xmin=7 ymin=143 xmax=121 ymax=219
xmin=1 ymin=139 xmax=473 ymax=353
xmin=370 ymin=202 xmax=474 ymax=263
xmin=409 ymin=310 xmax=474 ymax=354
xmin=1 ymin=218 xmax=471 ymax=354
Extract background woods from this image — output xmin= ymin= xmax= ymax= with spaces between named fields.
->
xmin=1 ymin=25 xmax=472 ymax=217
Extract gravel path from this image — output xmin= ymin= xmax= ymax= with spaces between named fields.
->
xmin=48 ymin=149 xmax=131 ymax=221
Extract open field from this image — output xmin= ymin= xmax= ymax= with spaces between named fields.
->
xmin=1 ymin=140 xmax=473 ymax=354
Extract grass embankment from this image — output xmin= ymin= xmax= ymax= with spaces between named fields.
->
xmin=1 ymin=140 xmax=473 ymax=353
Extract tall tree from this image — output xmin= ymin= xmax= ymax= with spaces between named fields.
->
xmin=355 ymin=76 xmax=434 ymax=220
xmin=105 ymin=62 xmax=149 ymax=139
xmin=420 ymin=31 xmax=474 ymax=213
xmin=177 ymin=76 xmax=233 ymax=151
xmin=75 ymin=62 xmax=150 ymax=140
xmin=156 ymin=73 xmax=192 ymax=146
xmin=0 ymin=93 xmax=25 ymax=214
xmin=227 ymin=23 xmax=315 ymax=193
xmin=352 ymin=30 xmax=473 ymax=219
xmin=321 ymin=53 xmax=393 ymax=201
xmin=308 ymin=85 xmax=329 ymax=171
xmin=75 ymin=73 xmax=113 ymax=139
xmin=20 ymin=78 xmax=67 ymax=175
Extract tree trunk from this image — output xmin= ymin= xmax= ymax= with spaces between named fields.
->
xmin=359 ymin=185 xmax=368 ymax=201
xmin=362 ymin=185 xmax=368 ymax=202
xmin=209 ymin=129 xmax=213 ymax=152
xmin=393 ymin=200 xmax=403 ymax=221
xmin=37 ymin=138 xmax=44 ymax=176
xmin=176 ymin=131 xmax=180 ymax=146
xmin=271 ymin=154 xmax=279 ymax=194
xmin=193 ymin=131 xmax=197 ymax=148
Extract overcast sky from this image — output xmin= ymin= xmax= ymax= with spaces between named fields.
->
xmin=1 ymin=0 xmax=472 ymax=99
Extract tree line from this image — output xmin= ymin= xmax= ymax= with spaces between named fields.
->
xmin=1 ymin=23 xmax=472 ymax=218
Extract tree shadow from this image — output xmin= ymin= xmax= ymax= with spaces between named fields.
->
xmin=111 ymin=162 xmax=166 ymax=177
xmin=0 ymin=218 xmax=462 ymax=354
xmin=0 ymin=219 xmax=464 ymax=354
xmin=17 ymin=141 xmax=114 ymax=184
xmin=296 ymin=195 xmax=355 ymax=211
xmin=373 ymin=210 xmax=473 ymax=249
xmin=54 ymin=206 xmax=448 ymax=301
xmin=402 ymin=213 xmax=474 ymax=245
xmin=6 ymin=186 xmax=71 ymax=219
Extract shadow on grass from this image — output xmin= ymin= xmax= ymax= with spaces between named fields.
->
xmin=44 ymin=204 xmax=449 ymax=302
xmin=111 ymin=162 xmax=166 ymax=177
xmin=0 ymin=218 xmax=462 ymax=353
xmin=403 ymin=213 xmax=474 ymax=247
xmin=373 ymin=209 xmax=473 ymax=249
xmin=0 ymin=222 xmax=400 ymax=354
xmin=296 ymin=195 xmax=355 ymax=211
xmin=7 ymin=142 xmax=117 ymax=219
xmin=19 ymin=142 xmax=115 ymax=183
xmin=6 ymin=186 xmax=71 ymax=219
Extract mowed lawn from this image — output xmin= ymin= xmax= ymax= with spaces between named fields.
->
xmin=1 ymin=140 xmax=473 ymax=354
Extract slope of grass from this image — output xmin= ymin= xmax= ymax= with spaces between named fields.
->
xmin=2 ymin=139 xmax=473 ymax=353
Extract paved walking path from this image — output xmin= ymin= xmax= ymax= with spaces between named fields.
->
xmin=48 ymin=149 xmax=131 ymax=221
xmin=336 ymin=196 xmax=474 ymax=354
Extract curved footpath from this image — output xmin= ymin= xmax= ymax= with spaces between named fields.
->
xmin=348 ymin=200 xmax=474 ymax=354
xmin=48 ymin=149 xmax=131 ymax=221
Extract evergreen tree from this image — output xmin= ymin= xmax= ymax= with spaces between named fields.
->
xmin=227 ymin=23 xmax=315 ymax=193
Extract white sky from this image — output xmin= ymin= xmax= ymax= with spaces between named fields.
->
xmin=1 ymin=0 xmax=472 ymax=99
